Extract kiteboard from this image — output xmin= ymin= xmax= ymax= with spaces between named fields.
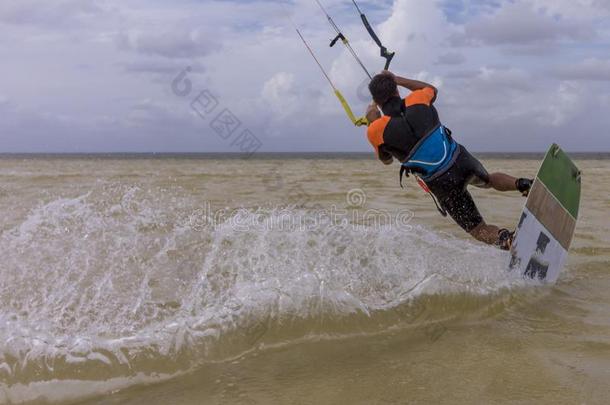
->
xmin=508 ymin=144 xmax=581 ymax=283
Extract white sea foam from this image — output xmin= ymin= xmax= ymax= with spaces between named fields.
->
xmin=0 ymin=190 xmax=527 ymax=403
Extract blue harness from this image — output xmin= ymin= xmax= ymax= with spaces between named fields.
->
xmin=401 ymin=125 xmax=458 ymax=181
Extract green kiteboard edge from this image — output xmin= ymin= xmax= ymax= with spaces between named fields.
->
xmin=537 ymin=144 xmax=581 ymax=219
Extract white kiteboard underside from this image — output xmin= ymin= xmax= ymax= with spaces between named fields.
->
xmin=508 ymin=144 xmax=581 ymax=283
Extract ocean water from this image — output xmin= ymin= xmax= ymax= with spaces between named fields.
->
xmin=0 ymin=155 xmax=608 ymax=404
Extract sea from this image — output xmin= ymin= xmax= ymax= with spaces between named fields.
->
xmin=0 ymin=153 xmax=609 ymax=404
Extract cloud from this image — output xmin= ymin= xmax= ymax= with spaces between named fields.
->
xmin=382 ymin=0 xmax=453 ymax=70
xmin=440 ymin=0 xmax=505 ymax=21
xmin=120 ymin=60 xmax=206 ymax=76
xmin=0 ymin=95 xmax=12 ymax=109
xmin=439 ymin=66 xmax=586 ymax=126
xmin=435 ymin=52 xmax=466 ymax=65
xmin=126 ymin=100 xmax=180 ymax=127
xmin=0 ymin=0 xmax=104 ymax=27
xmin=457 ymin=1 xmax=594 ymax=46
xmin=554 ymin=58 xmax=610 ymax=82
xmin=1 ymin=0 xmax=609 ymax=153
xmin=543 ymin=81 xmax=586 ymax=126
xmin=440 ymin=66 xmax=535 ymax=119
xmin=0 ymin=99 xmax=83 ymax=152
xmin=438 ymin=77 xmax=593 ymax=151
xmin=261 ymin=72 xmax=298 ymax=119
xmin=444 ymin=69 xmax=480 ymax=79
xmin=117 ymin=29 xmax=219 ymax=59
xmin=530 ymin=0 xmax=610 ymax=19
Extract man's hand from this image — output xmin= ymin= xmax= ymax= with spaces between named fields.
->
xmin=366 ymin=102 xmax=381 ymax=124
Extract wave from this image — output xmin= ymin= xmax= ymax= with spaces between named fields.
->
xmin=0 ymin=186 xmax=529 ymax=403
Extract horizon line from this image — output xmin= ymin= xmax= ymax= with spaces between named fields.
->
xmin=1 ymin=151 xmax=609 ymax=158
xmin=1 ymin=150 xmax=609 ymax=154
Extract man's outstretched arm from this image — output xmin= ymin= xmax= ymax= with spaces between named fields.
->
xmin=384 ymin=71 xmax=438 ymax=104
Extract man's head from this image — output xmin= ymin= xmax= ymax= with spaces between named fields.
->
xmin=369 ymin=72 xmax=398 ymax=106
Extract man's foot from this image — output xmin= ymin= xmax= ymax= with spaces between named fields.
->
xmin=515 ymin=178 xmax=533 ymax=197
xmin=496 ymin=228 xmax=514 ymax=251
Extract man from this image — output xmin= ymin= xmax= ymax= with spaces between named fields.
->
xmin=365 ymin=71 xmax=532 ymax=250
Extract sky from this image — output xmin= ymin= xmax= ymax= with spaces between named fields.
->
xmin=0 ymin=0 xmax=609 ymax=153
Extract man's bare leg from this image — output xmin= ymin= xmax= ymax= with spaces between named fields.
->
xmin=461 ymin=173 xmax=532 ymax=249
xmin=469 ymin=221 xmax=513 ymax=250
xmin=466 ymin=173 xmax=517 ymax=246
xmin=469 ymin=221 xmax=501 ymax=244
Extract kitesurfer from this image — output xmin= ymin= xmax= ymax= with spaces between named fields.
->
xmin=366 ymin=71 xmax=532 ymax=250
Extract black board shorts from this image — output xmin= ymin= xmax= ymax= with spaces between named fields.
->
xmin=426 ymin=145 xmax=490 ymax=232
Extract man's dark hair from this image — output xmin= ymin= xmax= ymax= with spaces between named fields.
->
xmin=369 ymin=73 xmax=397 ymax=106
